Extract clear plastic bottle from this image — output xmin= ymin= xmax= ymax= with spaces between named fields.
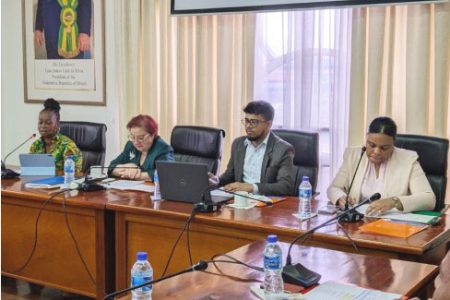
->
xmin=63 ymin=155 xmax=75 ymax=188
xmin=299 ymin=176 xmax=312 ymax=218
xmin=263 ymin=234 xmax=284 ymax=298
xmin=152 ymin=169 xmax=161 ymax=200
xmin=131 ymin=251 xmax=153 ymax=300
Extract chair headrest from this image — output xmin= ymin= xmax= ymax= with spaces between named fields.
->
xmin=394 ymin=134 xmax=448 ymax=175
xmin=272 ymin=129 xmax=319 ymax=167
xmin=171 ymin=126 xmax=225 ymax=159
xmin=60 ymin=121 xmax=107 ymax=152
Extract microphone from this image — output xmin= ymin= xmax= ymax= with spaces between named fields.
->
xmin=282 ymin=192 xmax=381 ymax=287
xmin=1 ymin=134 xmax=36 ymax=179
xmin=215 ymin=188 xmax=273 ymax=206
xmin=193 ymin=186 xmax=225 ymax=213
xmin=193 ymin=187 xmax=273 ymax=213
xmin=340 ymin=146 xmax=366 ymax=222
xmin=103 ymin=260 xmax=208 ymax=300
xmin=77 ymin=165 xmax=144 ymax=192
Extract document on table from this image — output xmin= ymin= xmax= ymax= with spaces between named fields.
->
xmin=356 ymin=204 xmax=438 ymax=224
xmin=101 ymin=180 xmax=154 ymax=193
xmin=211 ymin=189 xmax=234 ymax=197
xmin=24 ymin=176 xmax=65 ymax=189
xmin=304 ymin=281 xmax=403 ymax=300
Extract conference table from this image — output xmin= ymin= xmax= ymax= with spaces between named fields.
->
xmin=1 ymin=177 xmax=118 ymax=299
xmin=118 ymin=241 xmax=439 ymax=299
xmin=107 ymin=192 xmax=450 ymax=291
xmin=2 ymin=178 xmax=450 ymax=298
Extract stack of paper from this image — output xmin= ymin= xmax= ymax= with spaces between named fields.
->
xmin=357 ymin=204 xmax=439 ymax=224
xmin=304 ymin=281 xmax=403 ymax=300
xmin=101 ymin=180 xmax=154 ymax=193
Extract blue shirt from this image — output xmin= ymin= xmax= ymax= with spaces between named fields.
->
xmin=243 ymin=133 xmax=270 ymax=194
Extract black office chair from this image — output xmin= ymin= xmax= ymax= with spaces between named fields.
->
xmin=272 ymin=129 xmax=319 ymax=195
xmin=394 ymin=134 xmax=449 ymax=211
xmin=170 ymin=126 xmax=225 ymax=175
xmin=60 ymin=121 xmax=107 ymax=173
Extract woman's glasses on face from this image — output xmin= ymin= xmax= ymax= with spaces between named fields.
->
xmin=128 ymin=134 xmax=150 ymax=143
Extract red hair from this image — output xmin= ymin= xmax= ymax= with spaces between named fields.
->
xmin=127 ymin=114 xmax=158 ymax=136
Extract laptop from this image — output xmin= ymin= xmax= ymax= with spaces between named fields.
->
xmin=156 ymin=161 xmax=233 ymax=204
xmin=19 ymin=154 xmax=55 ymax=176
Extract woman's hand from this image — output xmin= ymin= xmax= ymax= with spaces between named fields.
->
xmin=112 ymin=163 xmax=141 ymax=179
xmin=366 ymin=197 xmax=401 ymax=216
xmin=336 ymin=195 xmax=356 ymax=209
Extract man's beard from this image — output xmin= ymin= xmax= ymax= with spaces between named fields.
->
xmin=246 ymin=133 xmax=263 ymax=142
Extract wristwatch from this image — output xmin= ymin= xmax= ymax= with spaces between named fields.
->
xmin=392 ymin=197 xmax=403 ymax=210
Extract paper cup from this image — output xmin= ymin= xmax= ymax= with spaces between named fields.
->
xmin=234 ymin=191 xmax=249 ymax=208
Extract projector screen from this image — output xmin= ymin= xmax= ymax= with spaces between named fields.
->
xmin=171 ymin=0 xmax=446 ymax=15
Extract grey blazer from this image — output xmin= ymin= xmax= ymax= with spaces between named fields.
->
xmin=219 ymin=132 xmax=294 ymax=196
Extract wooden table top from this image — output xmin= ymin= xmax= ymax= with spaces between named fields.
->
xmin=3 ymin=177 xmax=449 ymax=258
xmin=117 ymin=240 xmax=439 ymax=299
xmin=106 ymin=192 xmax=450 ymax=257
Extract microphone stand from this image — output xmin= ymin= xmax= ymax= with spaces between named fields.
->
xmin=2 ymin=134 xmax=36 ymax=179
xmin=340 ymin=146 xmax=366 ymax=222
xmin=215 ymin=188 xmax=274 ymax=206
xmin=193 ymin=187 xmax=273 ymax=213
xmin=78 ymin=166 xmax=143 ymax=192
xmin=193 ymin=186 xmax=225 ymax=213
xmin=103 ymin=260 xmax=208 ymax=300
xmin=282 ymin=193 xmax=381 ymax=287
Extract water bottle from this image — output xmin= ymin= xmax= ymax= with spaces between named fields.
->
xmin=263 ymin=234 xmax=284 ymax=298
xmin=63 ymin=155 xmax=75 ymax=188
xmin=299 ymin=176 xmax=312 ymax=218
xmin=131 ymin=251 xmax=153 ymax=300
xmin=152 ymin=169 xmax=161 ymax=200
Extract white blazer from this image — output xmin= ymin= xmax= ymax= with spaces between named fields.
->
xmin=327 ymin=146 xmax=436 ymax=212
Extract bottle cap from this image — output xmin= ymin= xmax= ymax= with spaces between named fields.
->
xmin=267 ymin=234 xmax=277 ymax=243
xmin=136 ymin=251 xmax=148 ymax=260
xmin=67 ymin=155 xmax=72 ymax=159
xmin=302 ymin=176 xmax=309 ymax=181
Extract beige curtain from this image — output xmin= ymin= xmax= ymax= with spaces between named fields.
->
xmin=349 ymin=2 xmax=450 ymax=143
xmin=348 ymin=2 xmax=450 ymax=203
xmin=113 ymin=0 xmax=256 ymax=169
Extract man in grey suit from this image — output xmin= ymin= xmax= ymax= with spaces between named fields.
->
xmin=210 ymin=101 xmax=294 ymax=196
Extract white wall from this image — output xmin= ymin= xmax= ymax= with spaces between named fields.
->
xmin=1 ymin=0 xmax=121 ymax=166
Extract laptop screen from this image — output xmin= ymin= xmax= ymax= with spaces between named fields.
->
xmin=156 ymin=161 xmax=232 ymax=204
xmin=156 ymin=161 xmax=212 ymax=204
xmin=19 ymin=154 xmax=55 ymax=176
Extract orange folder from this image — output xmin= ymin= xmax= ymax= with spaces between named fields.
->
xmin=359 ymin=219 xmax=428 ymax=238
xmin=254 ymin=197 xmax=286 ymax=207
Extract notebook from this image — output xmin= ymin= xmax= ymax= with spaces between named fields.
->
xmin=24 ymin=176 xmax=64 ymax=189
xmin=359 ymin=219 xmax=428 ymax=238
xmin=19 ymin=154 xmax=55 ymax=176
xmin=156 ymin=161 xmax=233 ymax=204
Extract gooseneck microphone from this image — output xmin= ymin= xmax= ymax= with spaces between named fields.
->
xmin=1 ymin=133 xmax=36 ymax=179
xmin=215 ymin=188 xmax=274 ymax=206
xmin=77 ymin=165 xmax=144 ymax=192
xmin=340 ymin=146 xmax=366 ymax=222
xmin=103 ymin=260 xmax=209 ymax=300
xmin=193 ymin=187 xmax=274 ymax=213
xmin=282 ymin=192 xmax=381 ymax=287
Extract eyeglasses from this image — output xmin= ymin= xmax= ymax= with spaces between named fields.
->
xmin=241 ymin=118 xmax=267 ymax=127
xmin=128 ymin=134 xmax=150 ymax=143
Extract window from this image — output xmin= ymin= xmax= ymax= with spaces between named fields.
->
xmin=254 ymin=9 xmax=352 ymax=191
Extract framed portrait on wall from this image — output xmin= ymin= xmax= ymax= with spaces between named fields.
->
xmin=22 ymin=0 xmax=105 ymax=105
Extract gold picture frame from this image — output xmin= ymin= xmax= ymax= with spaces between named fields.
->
xmin=22 ymin=0 xmax=105 ymax=106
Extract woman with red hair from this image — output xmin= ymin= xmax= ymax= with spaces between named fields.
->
xmin=109 ymin=115 xmax=174 ymax=180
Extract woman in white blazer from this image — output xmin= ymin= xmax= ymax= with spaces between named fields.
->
xmin=327 ymin=117 xmax=435 ymax=214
